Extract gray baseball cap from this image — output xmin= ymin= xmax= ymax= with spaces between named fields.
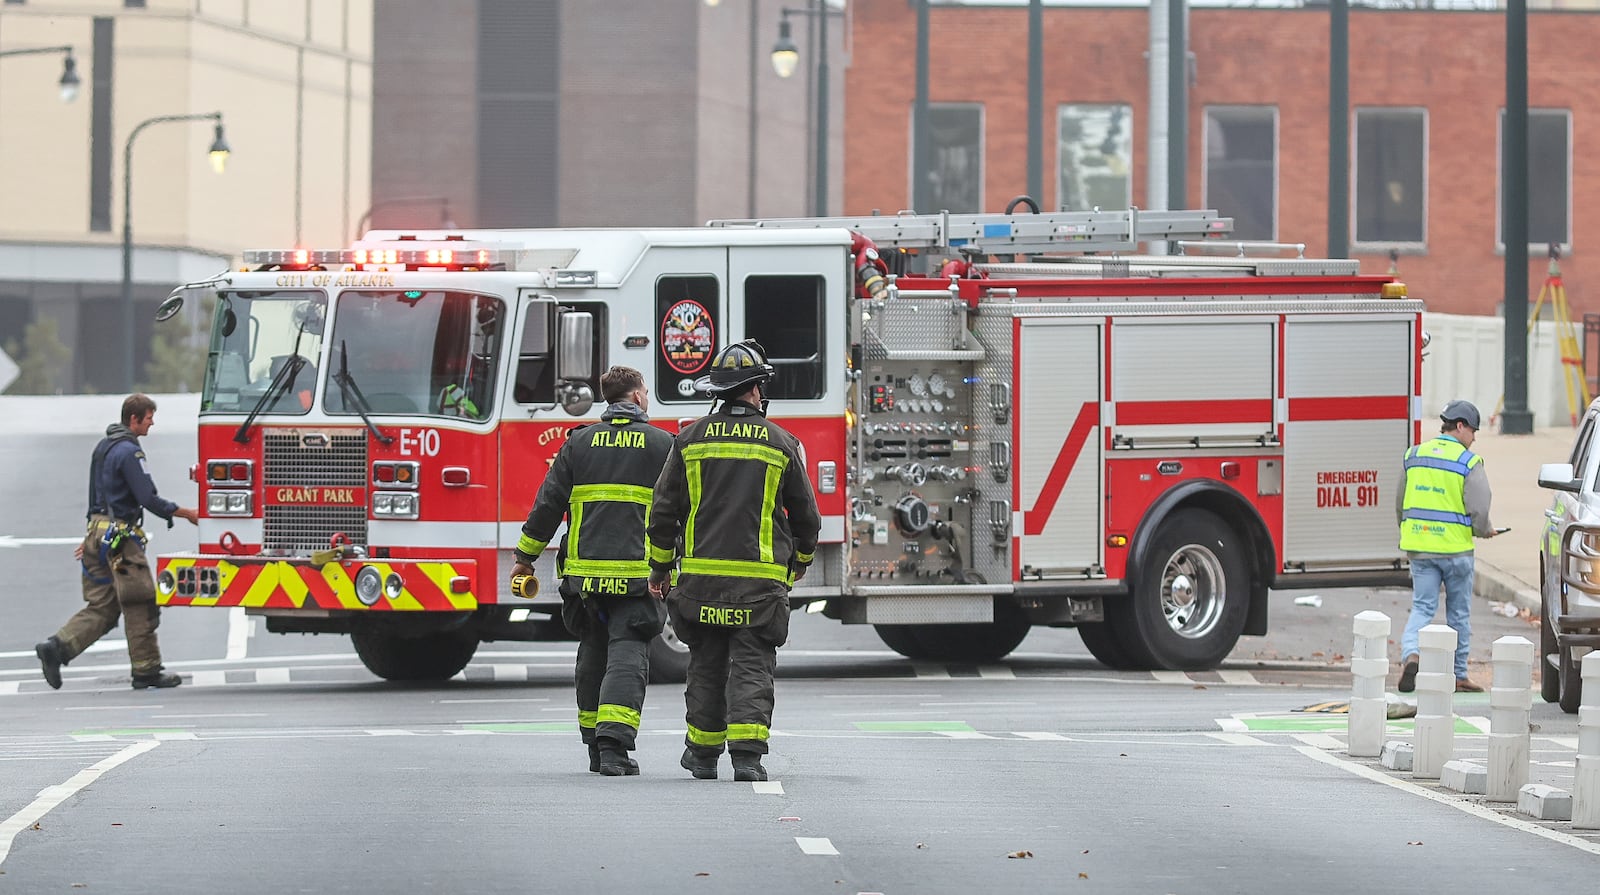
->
xmin=1440 ymin=399 xmax=1481 ymax=430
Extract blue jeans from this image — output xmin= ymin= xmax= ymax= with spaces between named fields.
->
xmin=1400 ymin=554 xmax=1475 ymax=679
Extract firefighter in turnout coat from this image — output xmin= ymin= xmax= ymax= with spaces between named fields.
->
xmin=647 ymin=340 xmax=821 ymax=782
xmin=512 ymin=366 xmax=674 ymax=776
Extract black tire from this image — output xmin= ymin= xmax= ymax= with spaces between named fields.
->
xmin=1077 ymin=621 xmax=1140 ymax=670
xmin=1558 ymin=641 xmax=1584 ymax=714
xmin=351 ymin=630 xmax=478 ymax=681
xmin=648 ymin=615 xmax=690 ymax=684
xmin=874 ymin=624 xmax=927 ymax=659
xmin=1540 ymin=577 xmax=1561 ymax=704
xmin=888 ymin=601 xmax=1033 ymax=664
xmin=1121 ymin=508 xmax=1250 ymax=670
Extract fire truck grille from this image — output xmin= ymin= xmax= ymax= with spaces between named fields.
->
xmin=262 ymin=432 xmax=368 ymax=553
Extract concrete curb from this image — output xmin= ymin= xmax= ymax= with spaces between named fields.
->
xmin=1476 ymin=559 xmax=1541 ymax=615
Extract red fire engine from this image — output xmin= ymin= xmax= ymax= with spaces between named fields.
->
xmin=152 ymin=206 xmax=1421 ymax=681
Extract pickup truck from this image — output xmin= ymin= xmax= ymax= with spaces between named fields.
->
xmin=1536 ymin=404 xmax=1600 ymax=712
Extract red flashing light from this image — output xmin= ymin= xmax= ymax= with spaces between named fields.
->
xmin=293 ymin=249 xmax=309 ymax=265
xmin=476 ymin=249 xmax=489 ymax=265
xmin=374 ymin=464 xmax=396 ymax=483
xmin=229 ymin=463 xmax=249 ymax=481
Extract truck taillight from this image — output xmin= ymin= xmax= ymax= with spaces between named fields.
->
xmin=372 ymin=461 xmax=419 ymax=489
xmin=206 ymin=459 xmax=253 ymax=487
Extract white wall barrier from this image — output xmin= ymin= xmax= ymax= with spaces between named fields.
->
xmin=1421 ymin=312 xmax=1581 ymax=427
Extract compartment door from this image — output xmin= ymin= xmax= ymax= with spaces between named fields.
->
xmin=1018 ymin=319 xmax=1102 ymax=575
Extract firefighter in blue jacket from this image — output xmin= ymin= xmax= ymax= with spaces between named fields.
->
xmin=511 ymin=366 xmax=674 ymax=776
xmin=36 ymin=394 xmax=197 ymax=690
xmin=647 ymin=340 xmax=821 ymax=782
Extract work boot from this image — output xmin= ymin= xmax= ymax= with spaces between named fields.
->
xmin=680 ymin=747 xmax=718 ymax=780
xmin=596 ymin=738 xmax=638 ymax=777
xmin=730 ymin=751 xmax=768 ymax=783
xmin=131 ymin=670 xmax=182 ymax=690
xmin=1455 ymin=677 xmax=1485 ymax=693
xmin=1397 ymin=654 xmax=1419 ymax=694
xmin=588 ymin=741 xmax=638 ymax=774
xmin=35 ymin=636 xmax=65 ymax=690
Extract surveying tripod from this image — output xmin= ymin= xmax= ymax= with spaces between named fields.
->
xmin=1494 ymin=244 xmax=1591 ymax=426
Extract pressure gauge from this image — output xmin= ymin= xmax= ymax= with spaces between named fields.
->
xmin=906 ymin=373 xmax=928 ymax=397
xmin=928 ymin=373 xmax=948 ymax=397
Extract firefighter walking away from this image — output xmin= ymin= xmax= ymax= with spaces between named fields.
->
xmin=648 ymin=340 xmax=821 ymax=781
xmin=512 ymin=366 xmax=674 ymax=775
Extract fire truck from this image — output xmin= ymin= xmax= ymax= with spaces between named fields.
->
xmin=152 ymin=206 xmax=1422 ymax=682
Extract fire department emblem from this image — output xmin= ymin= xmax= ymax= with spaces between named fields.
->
xmin=660 ymin=299 xmax=715 ymax=375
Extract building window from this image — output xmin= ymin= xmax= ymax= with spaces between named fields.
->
xmin=919 ymin=103 xmax=983 ymax=214
xmin=1203 ymin=106 xmax=1277 ymax=241
xmin=1498 ymin=108 xmax=1571 ymax=252
xmin=655 ymin=275 xmax=719 ymax=403
xmin=1057 ymin=104 xmax=1132 ymax=213
xmin=1353 ymin=108 xmax=1426 ymax=248
xmin=744 ymin=275 xmax=824 ymax=401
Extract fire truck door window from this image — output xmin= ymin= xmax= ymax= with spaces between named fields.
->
xmin=323 ymin=290 xmax=505 ymax=420
xmin=200 ymin=291 xmax=325 ymax=416
xmin=656 ymin=275 xmax=719 ymax=403
xmin=516 ymin=300 xmax=607 ymax=407
xmin=743 ymin=274 xmax=824 ymax=400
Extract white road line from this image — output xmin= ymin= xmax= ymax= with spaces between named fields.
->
xmin=977 ymin=666 xmax=1015 ymax=679
xmin=152 ymin=731 xmax=197 ymax=741
xmin=752 ymin=781 xmax=784 ymax=794
xmin=1545 ymin=736 xmax=1581 ymax=749
xmin=189 ymin=671 xmax=228 ymax=688
xmin=1217 ymin=670 xmax=1259 ymax=685
xmin=1294 ymin=745 xmax=1600 ymax=856
xmin=152 ymin=713 xmax=267 ymax=719
xmin=1150 ymin=671 xmax=1191 ymax=684
xmin=70 ymin=734 xmax=115 ymax=743
xmin=225 ymin=607 xmax=249 ymax=661
xmin=1292 ymin=733 xmax=1345 ymax=749
xmin=1214 ymin=718 xmax=1249 ymax=732
xmin=911 ymin=664 xmax=950 ymax=680
xmin=795 ymin=837 xmax=839 ymax=856
xmin=937 ymin=731 xmax=996 ymax=739
xmin=437 ymin=698 xmax=551 ymax=704
xmin=0 ymin=640 xmax=126 ymax=661
xmin=0 ymin=740 xmax=160 ymax=868
xmin=1205 ymin=732 xmax=1273 ymax=747
xmin=1014 ymin=732 xmax=1069 ymax=740
xmin=364 ymin=730 xmax=417 ymax=736
xmin=257 ymin=668 xmax=292 ymax=685
xmin=491 ymin=664 xmax=528 ymax=682
xmin=0 ymin=682 xmax=17 ymax=696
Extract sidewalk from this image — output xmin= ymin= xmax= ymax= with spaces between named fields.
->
xmin=1468 ymin=423 xmax=1577 ymax=612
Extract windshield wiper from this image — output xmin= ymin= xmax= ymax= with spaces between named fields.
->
xmin=334 ymin=340 xmax=395 ymax=445
xmin=233 ymin=323 xmax=308 ymax=445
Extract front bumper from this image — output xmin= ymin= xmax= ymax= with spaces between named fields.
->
xmin=155 ymin=553 xmax=479 ymax=611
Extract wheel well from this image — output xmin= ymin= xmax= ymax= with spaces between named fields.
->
xmin=1129 ymin=481 xmax=1274 ymax=636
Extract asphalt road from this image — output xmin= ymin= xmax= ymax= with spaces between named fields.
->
xmin=3 ymin=412 xmax=1598 ymax=892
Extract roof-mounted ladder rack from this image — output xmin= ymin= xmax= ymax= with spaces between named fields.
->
xmin=707 ymin=207 xmax=1234 ymax=255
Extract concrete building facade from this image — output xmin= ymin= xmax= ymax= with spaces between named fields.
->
xmin=0 ymin=0 xmax=371 ymax=393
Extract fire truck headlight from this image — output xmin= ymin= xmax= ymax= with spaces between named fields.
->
xmin=384 ymin=573 xmax=404 ymax=600
xmin=354 ymin=566 xmax=384 ymax=606
xmin=206 ymin=492 xmax=252 ymax=516
xmin=157 ymin=570 xmax=176 ymax=596
xmin=373 ymin=493 xmax=419 ymax=519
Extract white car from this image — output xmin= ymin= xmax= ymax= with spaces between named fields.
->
xmin=1536 ymin=406 xmax=1600 ymax=712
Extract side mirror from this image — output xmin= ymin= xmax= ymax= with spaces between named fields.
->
xmin=155 ymin=292 xmax=185 ymax=322
xmin=1538 ymin=462 xmax=1581 ymax=493
xmin=557 ymin=311 xmax=594 ymax=381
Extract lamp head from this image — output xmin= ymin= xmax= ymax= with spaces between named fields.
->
xmin=208 ymin=121 xmax=230 ymax=174
xmin=771 ymin=18 xmax=799 ymax=79
xmin=58 ymin=51 xmax=80 ymax=103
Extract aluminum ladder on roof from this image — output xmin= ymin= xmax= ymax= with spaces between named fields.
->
xmin=705 ymin=207 xmax=1234 ymax=255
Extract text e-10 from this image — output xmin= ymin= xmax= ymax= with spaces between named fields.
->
xmin=398 ymin=428 xmax=442 ymax=457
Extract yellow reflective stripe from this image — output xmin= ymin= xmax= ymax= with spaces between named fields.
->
xmin=569 ymin=498 xmax=585 ymax=562
xmin=570 ymin=483 xmax=653 ymax=505
xmin=682 ymin=441 xmax=789 ymax=469
xmin=579 ymin=710 xmax=597 ymax=729
xmin=758 ymin=461 xmax=781 ymax=563
xmin=648 ymin=540 xmax=677 ymax=564
xmin=726 ymin=723 xmax=769 ymax=742
xmin=563 ymin=558 xmax=651 ymax=578
xmin=686 ymin=724 xmax=727 ymax=746
xmin=795 ymin=550 xmax=814 ymax=564
xmin=598 ymin=704 xmax=641 ymax=729
xmin=516 ymin=534 xmax=546 ymax=556
xmin=680 ymin=557 xmax=790 ymax=582
xmin=685 ymin=456 xmax=702 ymax=558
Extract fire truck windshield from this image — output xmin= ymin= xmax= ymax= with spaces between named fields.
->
xmin=322 ymin=290 xmax=505 ymax=420
xmin=201 ymin=291 xmax=326 ymax=415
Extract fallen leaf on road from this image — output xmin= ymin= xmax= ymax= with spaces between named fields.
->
xmin=1311 ymin=651 xmax=1326 ymax=658
xmin=1081 ymin=849 xmax=1090 ymax=854
xmin=1079 ymin=873 xmax=1089 ymax=879
xmin=915 ymin=842 xmax=926 ymax=849
xmin=695 ymin=872 xmax=710 ymax=877
xmin=1193 ymin=684 xmax=1207 ymax=690
xmin=1007 ymin=850 xmax=1033 ymax=859
xmin=111 ymin=823 xmax=122 ymax=827
xmin=1407 ymin=841 xmax=1424 ymax=846
xmin=29 ymin=823 xmax=40 ymax=831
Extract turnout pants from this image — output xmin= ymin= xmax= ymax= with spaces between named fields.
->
xmin=56 ymin=516 xmax=163 ymax=675
xmin=670 ymin=593 xmax=790 ymax=757
xmin=573 ymin=591 xmax=666 ymax=751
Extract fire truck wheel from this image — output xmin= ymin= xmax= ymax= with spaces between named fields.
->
xmin=350 ymin=630 xmax=479 ymax=681
xmin=874 ymin=601 xmax=1032 ymax=664
xmin=1125 ymin=508 xmax=1250 ymax=670
xmin=1077 ymin=622 xmax=1139 ymax=670
xmin=648 ymin=624 xmax=691 ymax=684
xmin=873 ymin=625 xmax=928 ymax=659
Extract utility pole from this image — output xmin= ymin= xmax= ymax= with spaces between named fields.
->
xmin=1026 ymin=0 xmax=1042 ymax=203
xmin=1328 ymin=0 xmax=1349 ymax=259
xmin=1502 ymin=0 xmax=1533 ymax=433
xmin=1167 ymin=0 xmax=1187 ymax=210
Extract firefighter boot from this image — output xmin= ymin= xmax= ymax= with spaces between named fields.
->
xmin=131 ymin=670 xmax=182 ymax=690
xmin=731 ymin=751 xmax=767 ymax=783
xmin=35 ymin=636 xmax=65 ymax=690
xmin=588 ymin=742 xmax=639 ymax=775
xmin=680 ymin=747 xmax=719 ymax=780
xmin=596 ymin=738 xmax=639 ymax=777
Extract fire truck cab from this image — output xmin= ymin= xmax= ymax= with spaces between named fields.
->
xmin=154 ymin=206 xmax=1421 ymax=681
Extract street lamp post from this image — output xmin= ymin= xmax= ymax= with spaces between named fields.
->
xmin=122 ymin=112 xmax=230 ymax=391
xmin=772 ymin=3 xmax=843 ymax=216
xmin=0 ymin=45 xmax=80 ymax=102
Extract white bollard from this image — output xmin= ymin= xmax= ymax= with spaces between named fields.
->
xmin=1412 ymin=624 xmax=1458 ymax=780
xmin=1348 ymin=610 xmax=1391 ymax=758
xmin=1573 ymin=651 xmax=1600 ymax=829
xmin=1487 ymin=635 xmax=1535 ymax=801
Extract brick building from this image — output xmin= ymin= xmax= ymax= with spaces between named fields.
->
xmin=844 ymin=1 xmax=1599 ymax=317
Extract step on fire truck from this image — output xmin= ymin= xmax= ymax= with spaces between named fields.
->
xmin=152 ymin=205 xmax=1422 ymax=682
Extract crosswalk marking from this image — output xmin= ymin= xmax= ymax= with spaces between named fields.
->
xmin=977 ymin=666 xmax=1015 ymax=679
xmin=1292 ymin=733 xmax=1344 ymax=749
xmin=1014 ymin=732 xmax=1069 ymax=740
xmin=796 ymin=837 xmax=839 ymax=856
xmin=190 ymin=670 xmax=228 ymax=688
xmin=1206 ymin=732 xmax=1273 ymax=747
xmin=911 ymin=663 xmax=950 ymax=680
xmin=491 ymin=664 xmax=527 ymax=682
xmin=1151 ymin=671 xmax=1191 ymax=684
xmin=257 ymin=668 xmax=291 ymax=685
xmin=753 ymin=781 xmax=785 ymax=794
xmin=1217 ymin=670 xmax=1258 ymax=685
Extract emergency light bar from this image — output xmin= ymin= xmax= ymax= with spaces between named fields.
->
xmin=244 ymin=246 xmax=507 ymax=270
